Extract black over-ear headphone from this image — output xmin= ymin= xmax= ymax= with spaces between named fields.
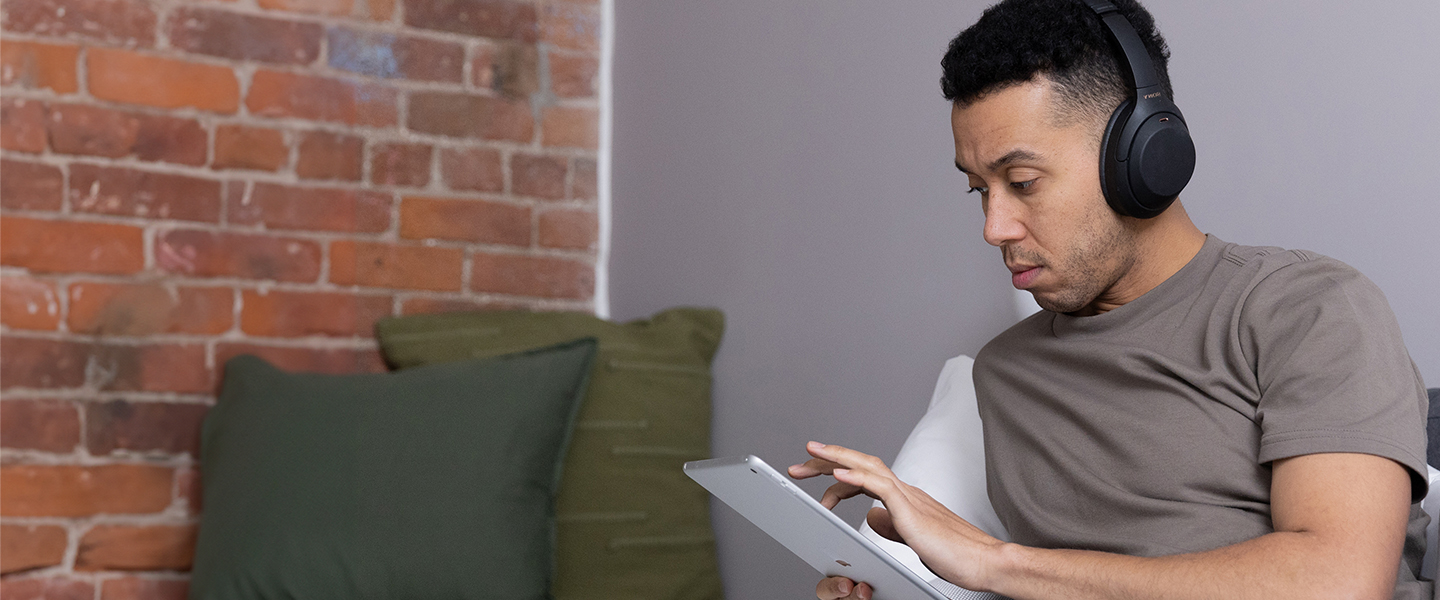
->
xmin=1081 ymin=0 xmax=1196 ymax=219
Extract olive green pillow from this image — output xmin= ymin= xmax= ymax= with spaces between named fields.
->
xmin=190 ymin=339 xmax=598 ymax=600
xmin=376 ymin=308 xmax=725 ymax=600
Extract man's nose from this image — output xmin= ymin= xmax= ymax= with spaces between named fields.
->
xmin=982 ymin=197 xmax=1026 ymax=247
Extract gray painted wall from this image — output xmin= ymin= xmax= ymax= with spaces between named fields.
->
xmin=609 ymin=2 xmax=1440 ymax=599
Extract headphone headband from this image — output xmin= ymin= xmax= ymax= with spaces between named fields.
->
xmin=1080 ymin=0 xmax=1161 ymax=94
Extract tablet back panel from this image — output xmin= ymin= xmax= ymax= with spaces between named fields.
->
xmin=684 ymin=455 xmax=949 ymax=600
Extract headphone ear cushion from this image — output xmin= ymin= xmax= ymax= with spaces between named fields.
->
xmin=1098 ymin=99 xmax=1136 ymax=217
xmin=1128 ymin=115 xmax=1195 ymax=212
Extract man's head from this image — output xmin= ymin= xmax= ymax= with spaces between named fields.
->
xmin=945 ymin=0 xmax=1198 ymax=316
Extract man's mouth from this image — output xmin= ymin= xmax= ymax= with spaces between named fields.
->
xmin=1008 ymin=264 xmax=1042 ymax=289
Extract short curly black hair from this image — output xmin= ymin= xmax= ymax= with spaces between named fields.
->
xmin=941 ymin=0 xmax=1173 ymax=127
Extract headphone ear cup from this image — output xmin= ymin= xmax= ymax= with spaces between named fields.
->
xmin=1098 ymin=99 xmax=1137 ymax=217
xmin=1126 ymin=114 xmax=1195 ymax=217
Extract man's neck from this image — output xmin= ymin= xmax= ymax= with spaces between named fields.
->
xmin=1077 ymin=202 xmax=1208 ymax=316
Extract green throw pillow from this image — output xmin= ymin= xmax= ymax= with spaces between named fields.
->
xmin=376 ymin=308 xmax=725 ymax=600
xmin=189 ymin=339 xmax=598 ymax=600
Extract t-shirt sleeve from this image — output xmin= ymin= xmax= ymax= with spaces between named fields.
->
xmin=1241 ymin=253 xmax=1430 ymax=501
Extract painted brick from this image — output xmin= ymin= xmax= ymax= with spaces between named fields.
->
xmin=400 ymin=296 xmax=522 ymax=315
xmin=257 ymin=0 xmax=353 ymax=17
xmin=0 ymin=577 xmax=93 ymax=600
xmin=241 ymin=289 xmax=393 ymax=337
xmin=0 ymin=276 xmax=61 ymax=330
xmin=155 ymin=229 xmax=323 ymax=282
xmin=538 ymin=208 xmax=597 ymax=250
xmin=0 ymin=159 xmax=64 ymax=211
xmin=403 ymin=0 xmax=537 ymax=41
xmin=573 ymin=157 xmax=597 ymax=199
xmin=0 ymin=40 xmax=80 ymax=94
xmin=511 ymin=153 xmax=567 ymax=200
xmin=235 ymin=183 xmax=391 ymax=232
xmin=2 ymin=98 xmax=47 ymax=153
xmin=407 ymin=92 xmax=532 ymax=142
xmin=549 ymin=51 xmax=598 ymax=98
xmin=329 ymin=240 xmax=463 ymax=291
xmin=75 ymin=524 xmax=197 ymax=571
xmin=0 ymin=464 xmax=174 ymax=517
xmin=541 ymin=105 xmax=598 ymax=149
xmin=371 ymin=142 xmax=432 ymax=187
xmin=90 ymin=343 xmax=212 ymax=394
xmin=68 ymin=282 xmax=233 ymax=335
xmin=0 ymin=524 xmax=68 ymax=574
xmin=0 ymin=217 xmax=145 ymax=275
xmin=0 ymin=337 xmax=88 ymax=390
xmin=247 ymin=70 xmax=397 ymax=127
xmin=46 ymin=104 xmax=207 ymax=165
xmin=399 ymin=196 xmax=529 ymax=246
xmin=86 ymin=400 xmax=210 ymax=456
xmin=0 ymin=399 xmax=79 ymax=452
xmin=213 ymin=125 xmax=288 ymax=171
xmin=540 ymin=2 xmax=600 ymax=51
xmin=100 ymin=578 xmax=188 ymax=600
xmin=69 ymin=164 xmax=222 ymax=222
xmin=439 ymin=147 xmax=503 ymax=192
xmin=88 ymin=48 xmax=239 ymax=114
xmin=295 ymin=130 xmax=363 ymax=181
xmin=1 ymin=0 xmax=157 ymax=47
xmin=217 ymin=343 xmax=387 ymax=375
xmin=471 ymin=253 xmax=593 ymax=299
xmin=327 ymin=28 xmax=463 ymax=83
xmin=168 ymin=7 xmax=322 ymax=65
xmin=473 ymin=42 xmax=538 ymax=98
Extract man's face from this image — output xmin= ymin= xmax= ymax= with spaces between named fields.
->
xmin=951 ymin=79 xmax=1137 ymax=315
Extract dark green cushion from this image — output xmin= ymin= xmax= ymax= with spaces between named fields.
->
xmin=376 ymin=308 xmax=724 ymax=600
xmin=190 ymin=339 xmax=598 ymax=600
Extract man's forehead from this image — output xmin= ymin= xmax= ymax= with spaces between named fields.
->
xmin=954 ymin=148 xmax=1045 ymax=175
xmin=950 ymin=82 xmax=1065 ymax=175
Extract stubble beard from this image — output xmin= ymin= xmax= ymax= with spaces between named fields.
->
xmin=1012 ymin=204 xmax=1138 ymax=315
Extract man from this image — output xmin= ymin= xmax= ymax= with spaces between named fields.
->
xmin=788 ymin=0 xmax=1432 ymax=598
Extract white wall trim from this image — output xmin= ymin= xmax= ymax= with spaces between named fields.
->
xmin=593 ymin=0 xmax=616 ymax=318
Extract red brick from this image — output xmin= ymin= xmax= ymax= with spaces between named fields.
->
xmin=0 ymin=337 xmax=87 ymax=390
xmin=541 ymin=105 xmax=598 ymax=149
xmin=0 ymin=276 xmax=61 ymax=330
xmin=213 ymin=125 xmax=288 ymax=171
xmin=234 ymin=183 xmax=390 ymax=232
xmin=0 ymin=577 xmax=93 ymax=600
xmin=46 ymin=104 xmax=207 ymax=165
xmin=440 ymin=147 xmax=503 ymax=192
xmin=472 ymin=42 xmax=538 ymax=99
xmin=177 ymin=467 xmax=202 ymax=515
xmin=366 ymin=0 xmax=394 ymax=21
xmin=0 ymin=40 xmax=80 ymax=94
xmin=86 ymin=400 xmax=210 ymax=456
xmin=76 ymin=524 xmax=197 ymax=571
xmin=169 ymin=7 xmax=322 ymax=65
xmin=549 ymin=51 xmax=598 ymax=98
xmin=92 ymin=343 xmax=211 ymax=394
xmin=247 ymin=70 xmax=397 ymax=127
xmin=0 ymin=464 xmax=174 ymax=517
xmin=471 ymin=253 xmax=593 ymax=299
xmin=257 ymin=0 xmax=352 ymax=17
xmin=296 ymin=130 xmax=363 ymax=181
xmin=403 ymin=0 xmax=537 ymax=41
xmin=1 ymin=0 xmax=157 ymax=47
xmin=0 ymin=399 xmax=79 ymax=452
xmin=511 ymin=153 xmax=567 ymax=199
xmin=155 ymin=229 xmax=322 ymax=282
xmin=329 ymin=240 xmax=463 ymax=291
xmin=0 ymin=159 xmax=64 ymax=211
xmin=399 ymin=296 xmax=523 ymax=315
xmin=327 ymin=28 xmax=464 ymax=83
xmin=539 ymin=2 xmax=600 ymax=51
xmin=572 ymin=157 xmax=597 ymax=199
xmin=0 ymin=524 xmax=68 ymax=575
xmin=69 ymin=165 xmax=221 ymax=222
xmin=217 ymin=343 xmax=386 ymax=375
xmin=100 ymin=578 xmax=188 ymax=600
xmin=407 ymin=92 xmax=532 ymax=142
xmin=0 ymin=217 xmax=144 ymax=274
xmin=538 ymin=209 xmax=597 ymax=250
xmin=371 ymin=143 xmax=432 ymax=187
xmin=88 ymin=48 xmax=239 ymax=114
xmin=399 ymin=196 xmax=529 ymax=246
xmin=67 ymin=282 xmax=233 ymax=335
xmin=2 ymin=98 xmax=47 ymax=153
xmin=241 ymin=290 xmax=392 ymax=337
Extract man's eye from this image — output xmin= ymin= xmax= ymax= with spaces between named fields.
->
xmin=967 ymin=186 xmax=988 ymax=194
xmin=1011 ymin=179 xmax=1037 ymax=191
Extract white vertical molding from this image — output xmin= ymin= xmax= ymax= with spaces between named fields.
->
xmin=594 ymin=0 xmax=616 ymax=318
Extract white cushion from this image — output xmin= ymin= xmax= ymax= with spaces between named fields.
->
xmin=1421 ymin=465 xmax=1440 ymax=580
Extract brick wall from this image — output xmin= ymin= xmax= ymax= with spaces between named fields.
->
xmin=0 ymin=0 xmax=602 ymax=593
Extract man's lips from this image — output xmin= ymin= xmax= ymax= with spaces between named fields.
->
xmin=1009 ymin=265 xmax=1042 ymax=289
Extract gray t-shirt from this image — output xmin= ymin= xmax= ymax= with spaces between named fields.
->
xmin=974 ymin=234 xmax=1431 ymax=597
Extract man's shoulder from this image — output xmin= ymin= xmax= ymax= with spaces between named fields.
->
xmin=1215 ymin=239 xmax=1378 ymax=310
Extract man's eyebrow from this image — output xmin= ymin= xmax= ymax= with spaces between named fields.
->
xmin=954 ymin=149 xmax=1043 ymax=176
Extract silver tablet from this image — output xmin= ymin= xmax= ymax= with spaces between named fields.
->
xmin=684 ymin=455 xmax=954 ymax=600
